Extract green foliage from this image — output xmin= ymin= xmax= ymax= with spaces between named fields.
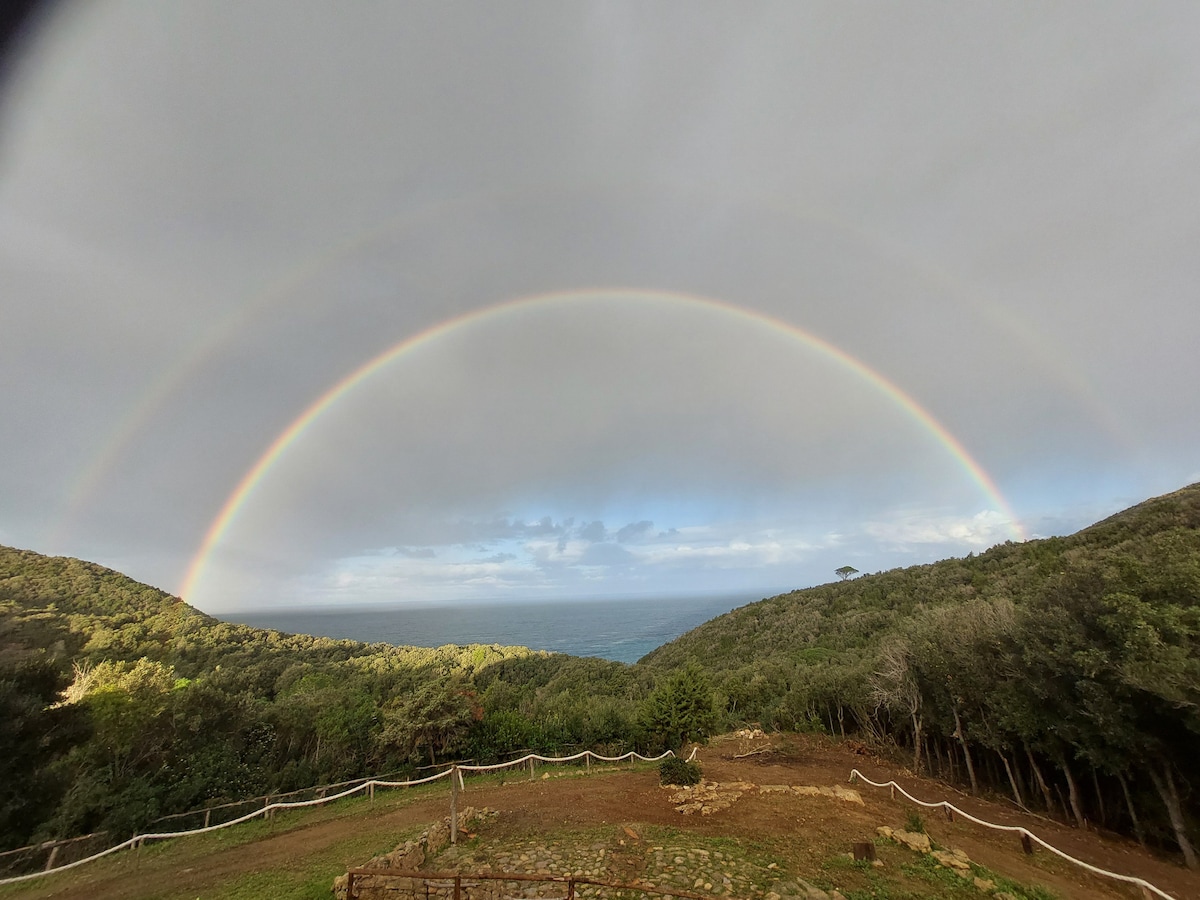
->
xmin=903 ymin=810 xmax=925 ymax=834
xmin=640 ymin=662 xmax=717 ymax=751
xmin=0 ymin=657 xmax=89 ymax=847
xmin=659 ymin=757 xmax=702 ymax=786
xmin=1 ymin=481 xmax=1199 ymax=862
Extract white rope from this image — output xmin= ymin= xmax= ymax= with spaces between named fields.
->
xmin=0 ymin=749 xmax=672 ymax=885
xmin=849 ymin=769 xmax=1177 ymax=900
xmin=457 ymin=749 xmax=673 ymax=773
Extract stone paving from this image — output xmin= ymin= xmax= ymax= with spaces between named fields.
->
xmin=432 ymin=826 xmax=846 ymax=900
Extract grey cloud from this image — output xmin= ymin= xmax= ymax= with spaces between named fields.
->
xmin=578 ymin=542 xmax=635 ymax=568
xmin=577 ymin=521 xmax=607 ymax=543
xmin=0 ymin=5 xmax=1196 ymax=611
xmin=476 ymin=552 xmax=517 ymax=564
xmin=395 ymin=546 xmax=436 ymax=559
xmin=616 ymin=520 xmax=654 ymax=543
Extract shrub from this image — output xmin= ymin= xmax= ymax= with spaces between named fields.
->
xmin=659 ymin=758 xmax=702 ymax=786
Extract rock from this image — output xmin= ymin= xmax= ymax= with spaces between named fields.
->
xmin=973 ymin=876 xmax=996 ymax=891
xmin=829 ymin=786 xmax=864 ymax=805
xmin=888 ymin=829 xmax=932 ymax=854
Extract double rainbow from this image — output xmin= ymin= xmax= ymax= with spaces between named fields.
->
xmin=178 ymin=289 xmax=1024 ymax=603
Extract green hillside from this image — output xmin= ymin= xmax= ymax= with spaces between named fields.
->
xmin=643 ymin=483 xmax=1200 ymax=865
xmin=2 ymin=483 xmax=1198 ymax=870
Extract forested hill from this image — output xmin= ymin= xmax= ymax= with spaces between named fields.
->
xmin=644 ymin=483 xmax=1200 ymax=866
xmin=1 ymin=483 xmax=1198 ymax=866
xmin=644 ymin=482 xmax=1200 ymax=676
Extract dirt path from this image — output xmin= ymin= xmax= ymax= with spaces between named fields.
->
xmin=6 ymin=735 xmax=1196 ymax=900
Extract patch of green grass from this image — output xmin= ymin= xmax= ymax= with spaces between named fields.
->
xmin=817 ymin=844 xmax=1061 ymax=900
xmin=903 ymin=810 xmax=926 ymax=834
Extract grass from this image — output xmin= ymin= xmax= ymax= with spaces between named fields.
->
xmin=0 ymin=759 xmax=663 ymax=900
xmin=814 ymin=837 xmax=1060 ymax=900
xmin=0 ymin=784 xmax=439 ymax=899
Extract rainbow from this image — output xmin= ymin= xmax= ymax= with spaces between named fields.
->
xmin=178 ymin=288 xmax=1025 ymax=603
xmin=55 ymin=186 xmax=1131 ymax=554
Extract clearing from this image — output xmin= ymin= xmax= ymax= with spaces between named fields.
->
xmin=2 ymin=734 xmax=1194 ymax=900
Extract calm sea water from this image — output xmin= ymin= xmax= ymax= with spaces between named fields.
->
xmin=223 ymin=593 xmax=762 ymax=664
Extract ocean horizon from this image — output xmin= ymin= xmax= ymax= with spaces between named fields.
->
xmin=222 ymin=591 xmax=767 ymax=664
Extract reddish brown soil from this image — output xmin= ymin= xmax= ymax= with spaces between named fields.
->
xmin=7 ymin=735 xmax=1197 ymax=900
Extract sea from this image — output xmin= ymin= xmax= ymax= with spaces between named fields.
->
xmin=223 ymin=592 xmax=765 ymax=664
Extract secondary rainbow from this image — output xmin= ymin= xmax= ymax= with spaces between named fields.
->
xmin=178 ymin=288 xmax=1025 ymax=603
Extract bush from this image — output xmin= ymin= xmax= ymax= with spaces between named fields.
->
xmin=659 ymin=758 xmax=702 ymax=786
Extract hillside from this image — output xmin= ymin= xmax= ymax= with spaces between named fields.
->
xmin=643 ymin=483 xmax=1200 ymax=867
xmin=2 ymin=483 xmax=1198 ymax=872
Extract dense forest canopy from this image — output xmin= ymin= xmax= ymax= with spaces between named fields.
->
xmin=1 ymin=483 xmax=1197 ymax=869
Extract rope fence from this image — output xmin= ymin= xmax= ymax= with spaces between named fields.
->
xmin=0 ymin=749 xmax=674 ymax=886
xmin=849 ymin=768 xmax=1177 ymax=900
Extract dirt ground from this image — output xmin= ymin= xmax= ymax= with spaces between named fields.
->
xmin=5 ymin=734 xmax=1196 ymax=900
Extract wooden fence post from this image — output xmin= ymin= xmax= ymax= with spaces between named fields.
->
xmin=1020 ymin=832 xmax=1034 ymax=855
xmin=43 ymin=844 xmax=60 ymax=871
xmin=203 ymin=808 xmax=211 ymax=828
xmin=450 ymin=766 xmax=459 ymax=845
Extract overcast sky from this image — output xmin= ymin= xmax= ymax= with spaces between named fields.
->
xmin=1 ymin=2 xmax=1197 ymax=614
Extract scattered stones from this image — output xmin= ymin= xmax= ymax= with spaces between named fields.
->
xmin=668 ymin=780 xmax=755 ymax=815
xmin=876 ymin=826 xmax=931 ymax=854
xmin=931 ymin=848 xmax=972 ymax=877
xmin=876 ymin=825 xmax=999 ymax=890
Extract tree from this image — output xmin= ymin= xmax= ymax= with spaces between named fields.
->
xmin=835 ymin=566 xmax=859 ymax=581
xmin=640 ymin=662 xmax=717 ymax=751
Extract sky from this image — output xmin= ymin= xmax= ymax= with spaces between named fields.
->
xmin=1 ymin=2 xmax=1197 ymax=615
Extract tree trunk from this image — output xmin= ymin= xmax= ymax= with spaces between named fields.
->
xmin=1057 ymin=755 xmax=1085 ymax=828
xmin=1090 ymin=766 xmax=1107 ymax=828
xmin=1000 ymin=750 xmax=1025 ymax=809
xmin=910 ymin=712 xmax=923 ymax=775
xmin=1148 ymin=761 xmax=1199 ymax=870
xmin=1117 ymin=770 xmax=1146 ymax=849
xmin=951 ymin=705 xmax=979 ymax=795
xmin=1025 ymin=745 xmax=1056 ymax=814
